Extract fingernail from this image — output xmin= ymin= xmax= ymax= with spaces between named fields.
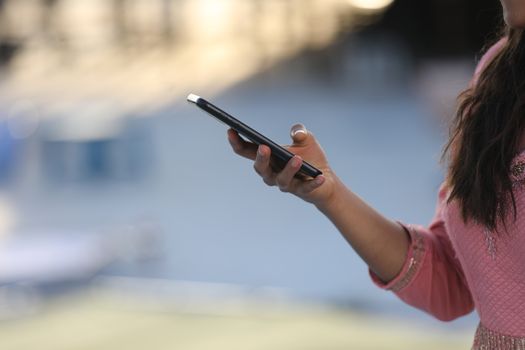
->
xmin=292 ymin=157 xmax=301 ymax=167
xmin=315 ymin=176 xmax=325 ymax=185
xmin=292 ymin=129 xmax=307 ymax=137
xmin=258 ymin=147 xmax=265 ymax=157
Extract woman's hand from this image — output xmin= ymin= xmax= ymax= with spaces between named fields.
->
xmin=227 ymin=124 xmax=338 ymax=208
xmin=229 ymin=124 xmax=410 ymax=283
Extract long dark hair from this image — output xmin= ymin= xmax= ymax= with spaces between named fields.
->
xmin=443 ymin=26 xmax=525 ymax=232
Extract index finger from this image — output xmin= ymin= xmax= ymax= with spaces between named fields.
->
xmin=227 ymin=129 xmax=258 ymax=160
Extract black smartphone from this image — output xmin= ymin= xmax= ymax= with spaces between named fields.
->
xmin=187 ymin=94 xmax=322 ymax=178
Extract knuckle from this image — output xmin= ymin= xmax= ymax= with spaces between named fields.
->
xmin=233 ymin=145 xmax=244 ymax=155
xmin=275 ymin=175 xmax=285 ymax=187
xmin=232 ymin=144 xmax=243 ymax=154
xmin=263 ymin=177 xmax=275 ymax=186
xmin=308 ymin=183 xmax=320 ymax=193
xmin=276 ymin=180 xmax=290 ymax=192
xmin=301 ymin=186 xmax=313 ymax=195
xmin=253 ymin=163 xmax=262 ymax=175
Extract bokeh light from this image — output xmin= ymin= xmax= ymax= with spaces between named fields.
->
xmin=347 ymin=0 xmax=395 ymax=11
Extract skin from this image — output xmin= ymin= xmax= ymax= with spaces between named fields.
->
xmin=227 ymin=125 xmax=408 ymax=283
xmin=227 ymin=2 xmax=515 ymax=284
xmin=500 ymin=0 xmax=525 ymax=29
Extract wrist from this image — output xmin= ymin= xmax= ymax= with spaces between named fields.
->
xmin=314 ymin=174 xmax=346 ymax=214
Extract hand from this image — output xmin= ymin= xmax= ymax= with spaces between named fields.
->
xmin=227 ymin=124 xmax=337 ymax=207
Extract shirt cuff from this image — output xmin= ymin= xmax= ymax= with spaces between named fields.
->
xmin=369 ymin=222 xmax=427 ymax=292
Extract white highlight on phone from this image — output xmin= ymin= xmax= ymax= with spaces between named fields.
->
xmin=187 ymin=94 xmax=201 ymax=103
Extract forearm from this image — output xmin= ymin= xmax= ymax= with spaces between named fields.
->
xmin=316 ymin=176 xmax=410 ymax=283
xmin=227 ymin=124 xmax=409 ymax=282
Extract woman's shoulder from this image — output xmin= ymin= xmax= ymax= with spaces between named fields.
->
xmin=472 ymin=37 xmax=508 ymax=85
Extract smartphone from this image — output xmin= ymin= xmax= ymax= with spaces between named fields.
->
xmin=187 ymin=94 xmax=322 ymax=178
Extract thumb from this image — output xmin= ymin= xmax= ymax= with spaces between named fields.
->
xmin=290 ymin=123 xmax=312 ymax=146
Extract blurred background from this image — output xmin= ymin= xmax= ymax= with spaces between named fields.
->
xmin=0 ymin=0 xmax=502 ymax=349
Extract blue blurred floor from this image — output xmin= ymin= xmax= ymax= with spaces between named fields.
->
xmin=146 ymin=53 xmax=470 ymax=324
xmin=2 ymin=49 xmax=478 ymax=329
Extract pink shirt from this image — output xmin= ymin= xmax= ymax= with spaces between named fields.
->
xmin=370 ymin=38 xmax=525 ymax=349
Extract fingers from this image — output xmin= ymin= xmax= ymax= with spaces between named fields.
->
xmin=229 ymin=126 xmax=325 ymax=196
xmin=274 ymin=157 xmax=325 ymax=195
xmin=275 ymin=156 xmax=303 ymax=192
xmin=290 ymin=123 xmax=314 ymax=146
xmin=296 ymin=175 xmax=325 ymax=196
xmin=227 ymin=129 xmax=257 ymax=160
xmin=254 ymin=145 xmax=276 ymax=186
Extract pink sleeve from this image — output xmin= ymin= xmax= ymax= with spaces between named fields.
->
xmin=368 ymin=39 xmax=509 ymax=321
xmin=369 ymin=183 xmax=475 ymax=321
